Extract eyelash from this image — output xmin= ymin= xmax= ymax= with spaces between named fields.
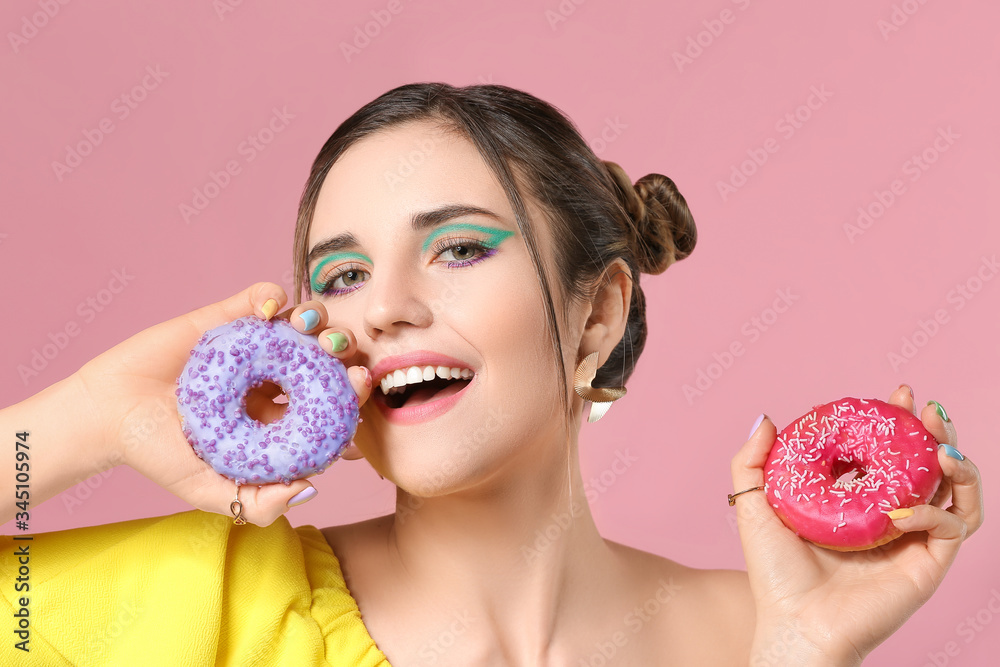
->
xmin=316 ymin=237 xmax=498 ymax=297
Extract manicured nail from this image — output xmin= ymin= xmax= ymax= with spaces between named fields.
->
xmin=887 ymin=508 xmax=914 ymax=520
xmin=939 ymin=443 xmax=965 ymax=461
xmin=363 ymin=366 xmax=372 ymax=389
xmin=748 ymin=413 xmax=766 ymax=440
xmin=287 ymin=487 xmax=317 ymax=507
xmin=326 ymin=332 xmax=348 ymax=353
xmin=298 ymin=309 xmax=320 ymax=331
xmin=898 ymin=383 xmax=913 ymax=401
xmin=261 ymin=298 xmax=278 ymax=320
xmin=927 ymin=400 xmax=950 ymax=422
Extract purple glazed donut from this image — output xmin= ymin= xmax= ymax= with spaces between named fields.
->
xmin=175 ymin=316 xmax=359 ymax=485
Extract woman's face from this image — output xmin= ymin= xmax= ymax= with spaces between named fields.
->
xmin=306 ymin=121 xmax=583 ymax=494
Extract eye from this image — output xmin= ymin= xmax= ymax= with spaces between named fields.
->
xmin=432 ymin=238 xmax=496 ymax=268
xmin=316 ymin=264 xmax=369 ymax=297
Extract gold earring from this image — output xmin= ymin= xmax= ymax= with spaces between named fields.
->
xmin=574 ymin=351 xmax=626 ymax=423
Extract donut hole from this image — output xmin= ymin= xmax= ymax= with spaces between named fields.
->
xmin=831 ymin=458 xmax=868 ymax=485
xmin=245 ymin=381 xmax=289 ymax=424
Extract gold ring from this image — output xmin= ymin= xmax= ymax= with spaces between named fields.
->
xmin=728 ymin=485 xmax=764 ymax=506
xmin=230 ymin=484 xmax=247 ymax=525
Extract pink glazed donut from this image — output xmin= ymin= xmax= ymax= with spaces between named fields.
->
xmin=176 ymin=316 xmax=359 ymax=485
xmin=764 ymin=397 xmax=942 ymax=551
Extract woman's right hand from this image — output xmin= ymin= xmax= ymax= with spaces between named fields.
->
xmin=74 ymin=282 xmax=372 ymax=527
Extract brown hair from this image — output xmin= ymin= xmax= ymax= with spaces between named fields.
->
xmin=292 ymin=82 xmax=696 ymax=422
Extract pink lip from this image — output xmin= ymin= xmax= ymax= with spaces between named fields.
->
xmin=368 ymin=350 xmax=476 ymax=426
xmin=370 ymin=350 xmax=474 ymax=385
xmin=373 ymin=374 xmax=475 ymax=425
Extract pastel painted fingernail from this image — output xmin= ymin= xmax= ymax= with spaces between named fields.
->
xmin=939 ymin=443 xmax=965 ymax=461
xmin=287 ymin=487 xmax=317 ymax=507
xmin=898 ymin=383 xmax=913 ymax=401
xmin=887 ymin=507 xmax=914 ymax=520
xmin=927 ymin=400 xmax=950 ymax=422
xmin=326 ymin=332 xmax=348 ymax=353
xmin=363 ymin=366 xmax=372 ymax=389
xmin=298 ymin=309 xmax=320 ymax=331
xmin=261 ymin=298 xmax=278 ymax=320
xmin=748 ymin=413 xmax=766 ymax=440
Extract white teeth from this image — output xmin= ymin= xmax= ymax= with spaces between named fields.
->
xmin=378 ymin=364 xmax=475 ymax=395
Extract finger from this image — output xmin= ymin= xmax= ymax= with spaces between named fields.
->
xmin=284 ymin=300 xmax=329 ymax=334
xmin=731 ymin=413 xmax=776 ymax=491
xmin=936 ymin=443 xmax=983 ymax=537
xmin=345 ymin=364 xmax=373 ymax=408
xmin=184 ymin=469 xmax=318 ymax=528
xmin=729 ymin=414 xmax=776 ymax=518
xmin=929 ymin=477 xmax=952 ymax=509
xmin=887 ymin=383 xmax=916 ymax=414
xmin=318 ymin=327 xmax=356 ymax=357
xmin=920 ymin=399 xmax=958 ymax=450
xmin=887 ymin=504 xmax=967 ymax=572
xmin=340 ymin=440 xmax=365 ymax=461
xmin=183 ymin=282 xmax=287 ymax=334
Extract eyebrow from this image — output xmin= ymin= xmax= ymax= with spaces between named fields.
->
xmin=306 ymin=204 xmax=506 ymax=265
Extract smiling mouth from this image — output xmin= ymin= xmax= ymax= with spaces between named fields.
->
xmin=378 ymin=376 xmax=473 ymax=409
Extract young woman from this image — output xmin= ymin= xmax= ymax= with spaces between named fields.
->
xmin=1 ymin=83 xmax=984 ymax=665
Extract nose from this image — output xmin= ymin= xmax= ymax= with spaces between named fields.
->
xmin=361 ymin=262 xmax=434 ymax=341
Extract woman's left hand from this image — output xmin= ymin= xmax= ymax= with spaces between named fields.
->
xmin=731 ymin=386 xmax=985 ymax=666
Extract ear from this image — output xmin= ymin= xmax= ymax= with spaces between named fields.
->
xmin=577 ymin=258 xmax=632 ymax=364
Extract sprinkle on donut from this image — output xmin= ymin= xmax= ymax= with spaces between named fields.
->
xmin=764 ymin=397 xmax=942 ymax=551
xmin=175 ymin=316 xmax=359 ymax=485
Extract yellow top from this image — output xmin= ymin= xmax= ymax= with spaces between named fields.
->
xmin=0 ymin=510 xmax=391 ymax=666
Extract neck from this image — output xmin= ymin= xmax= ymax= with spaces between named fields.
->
xmin=385 ymin=427 xmax=618 ymax=654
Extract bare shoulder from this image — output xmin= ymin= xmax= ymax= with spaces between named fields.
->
xmin=319 ymin=513 xmax=393 ymax=559
xmin=605 ymin=539 xmax=756 ymax=665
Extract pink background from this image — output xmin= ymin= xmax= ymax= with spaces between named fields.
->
xmin=2 ymin=1 xmax=997 ymax=664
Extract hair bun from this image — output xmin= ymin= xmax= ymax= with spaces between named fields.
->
xmin=603 ymin=161 xmax=697 ymax=275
